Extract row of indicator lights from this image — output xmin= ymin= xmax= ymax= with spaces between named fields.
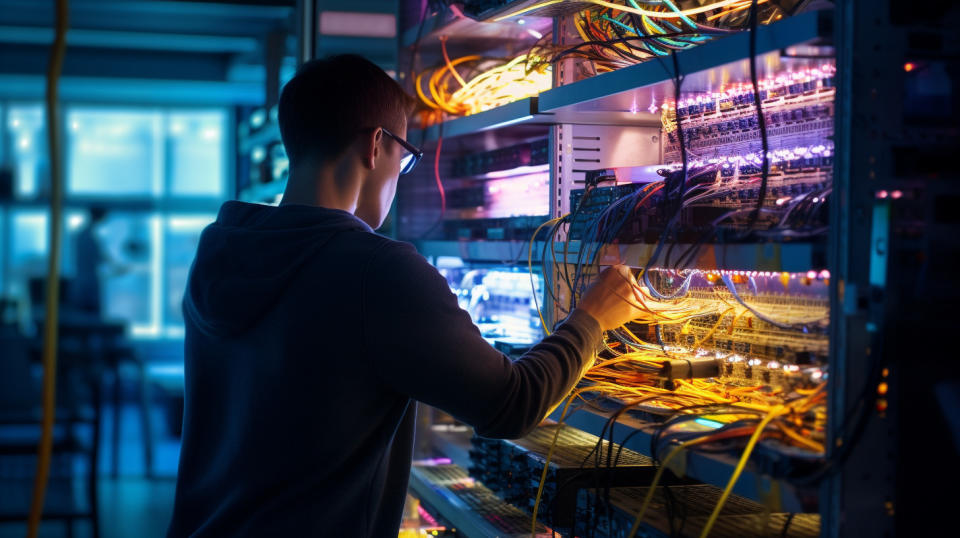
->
xmin=776 ymin=196 xmax=825 ymax=206
xmin=666 ymin=65 xmax=837 ymax=110
xmin=651 ymin=270 xmax=828 ymax=290
xmin=876 ymin=190 xmax=904 ymax=199
xmin=707 ymin=353 xmax=827 ymax=379
xmin=654 ymin=268 xmax=830 ymax=279
xmin=660 ymin=144 xmax=835 ymax=170
xmin=877 ymin=367 xmax=890 ymax=414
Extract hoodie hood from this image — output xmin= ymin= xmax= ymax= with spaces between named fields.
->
xmin=184 ymin=201 xmax=372 ymax=336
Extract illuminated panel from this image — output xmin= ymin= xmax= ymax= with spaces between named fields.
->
xmin=663 ymin=64 xmax=836 ymax=163
xmin=437 ymin=259 xmax=543 ymax=344
xmin=646 ymin=268 xmax=829 ymax=390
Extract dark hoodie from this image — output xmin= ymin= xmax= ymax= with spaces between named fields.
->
xmin=167 ymin=201 xmax=601 ymax=537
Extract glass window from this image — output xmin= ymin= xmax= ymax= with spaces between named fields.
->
xmin=168 ymin=111 xmax=227 ymax=197
xmin=97 ymin=213 xmax=159 ymax=336
xmin=163 ymin=214 xmax=214 ymax=336
xmin=8 ymin=104 xmax=48 ymax=198
xmin=0 ymin=102 xmax=229 ymax=340
xmin=11 ymin=210 xmax=48 ymax=277
xmin=67 ymin=108 xmax=162 ymax=197
xmin=7 ymin=209 xmax=91 ymax=299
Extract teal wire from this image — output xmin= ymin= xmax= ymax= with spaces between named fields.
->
xmin=660 ymin=0 xmax=698 ymax=29
xmin=641 ymin=15 xmax=696 ymax=48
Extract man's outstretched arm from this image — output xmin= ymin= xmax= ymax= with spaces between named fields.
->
xmin=360 ymin=241 xmax=639 ymax=439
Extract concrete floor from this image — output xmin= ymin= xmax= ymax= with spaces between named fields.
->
xmin=0 ymin=404 xmax=181 ymax=538
xmin=0 ymin=479 xmax=177 ymax=538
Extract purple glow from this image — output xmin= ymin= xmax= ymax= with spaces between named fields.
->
xmin=482 ymin=164 xmax=549 ymax=179
xmin=418 ymin=457 xmax=452 ymax=465
xmin=417 ymin=505 xmax=440 ymax=526
xmin=676 ymin=142 xmax=834 ymax=170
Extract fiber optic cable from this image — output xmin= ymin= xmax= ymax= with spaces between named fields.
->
xmin=698 ymin=405 xmax=787 ymax=537
xmin=496 ymin=0 xmax=750 ymax=22
xmin=28 ymin=1 xmax=68 ymax=536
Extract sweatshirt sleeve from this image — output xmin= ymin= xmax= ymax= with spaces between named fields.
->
xmin=361 ymin=241 xmax=602 ymax=439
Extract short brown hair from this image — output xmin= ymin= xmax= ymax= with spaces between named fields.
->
xmin=278 ymin=54 xmax=415 ymax=167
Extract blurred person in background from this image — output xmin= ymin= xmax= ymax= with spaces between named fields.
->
xmin=68 ymin=207 xmax=127 ymax=318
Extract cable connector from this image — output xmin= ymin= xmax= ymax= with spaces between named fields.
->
xmin=660 ymin=358 xmax=722 ymax=380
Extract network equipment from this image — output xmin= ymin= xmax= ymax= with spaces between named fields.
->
xmin=575 ymin=485 xmax=820 ymax=537
xmin=469 ymin=424 xmax=660 ymax=532
xmin=662 ymin=65 xmax=835 ymax=162
xmin=396 ymin=138 xmax=550 ymax=240
xmin=409 ymin=462 xmax=553 ymax=537
xmin=397 ymin=0 xmax=955 ymax=535
xmin=438 ymin=264 xmax=544 ymax=344
xmin=452 ymin=138 xmax=549 ymax=178
xmin=443 ymin=215 xmax=548 ymax=241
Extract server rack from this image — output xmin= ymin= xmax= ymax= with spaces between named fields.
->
xmin=395 ymin=3 xmax=844 ymax=536
xmin=237 ymin=1 xmax=959 ymax=534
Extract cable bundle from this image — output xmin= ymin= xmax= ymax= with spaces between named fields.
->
xmin=520 ymin=0 xmax=792 ymax=74
xmin=415 ymin=38 xmax=551 ymax=118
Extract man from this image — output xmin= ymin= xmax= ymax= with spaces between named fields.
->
xmin=69 ymin=207 xmax=109 ymax=317
xmin=168 ymin=54 xmax=641 ymax=537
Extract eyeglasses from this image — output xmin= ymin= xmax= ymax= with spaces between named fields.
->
xmin=380 ymin=127 xmax=423 ymax=175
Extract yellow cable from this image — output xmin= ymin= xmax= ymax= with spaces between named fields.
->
xmin=777 ymin=423 xmax=824 ymax=453
xmin=427 ymin=55 xmax=482 ymax=114
xmin=574 ymin=12 xmax=592 ymax=42
xmin=727 ymin=309 xmax=748 ymax=334
xmin=28 ymin=1 xmax=68 ymax=537
xmin=692 ymin=307 xmax=735 ymax=349
xmin=708 ymin=0 xmax=769 ymax=21
xmin=698 ymin=405 xmax=787 ymax=538
xmin=455 ymin=55 xmax=524 ymax=97
xmin=493 ymin=0 xmax=565 ymax=21
xmin=587 ymin=0 xmax=744 ymax=18
xmin=530 ymin=387 xmax=590 ymax=537
xmin=627 ymin=438 xmax=698 ymax=537
xmin=415 ymin=71 xmax=439 ymax=109
xmin=495 ymin=0 xmax=746 ymax=21
xmin=439 ymin=35 xmax=468 ymax=88
xmin=619 ymin=324 xmax=650 ymax=347
xmin=416 ymin=53 xmax=550 ymax=117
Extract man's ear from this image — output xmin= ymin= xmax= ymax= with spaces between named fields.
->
xmin=361 ymin=128 xmax=383 ymax=170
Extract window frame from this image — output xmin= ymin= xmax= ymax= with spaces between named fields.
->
xmin=0 ymin=100 xmax=234 ymax=339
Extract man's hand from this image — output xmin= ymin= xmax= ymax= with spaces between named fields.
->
xmin=575 ymin=264 xmax=643 ymax=332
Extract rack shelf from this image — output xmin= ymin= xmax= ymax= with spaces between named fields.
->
xmin=548 ymin=406 xmax=816 ymax=513
xmin=408 ymin=462 xmax=553 ymax=538
xmin=401 ymin=7 xmax=551 ymax=50
xmin=406 ymin=10 xmax=832 ymax=143
xmin=410 ymin=97 xmax=548 ymax=143
xmin=415 ymin=239 xmax=544 ymax=263
xmin=428 ymin=427 xmax=474 ymax=470
xmin=557 ymin=240 xmax=824 ymax=272
xmin=539 ymin=10 xmax=833 ymax=118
